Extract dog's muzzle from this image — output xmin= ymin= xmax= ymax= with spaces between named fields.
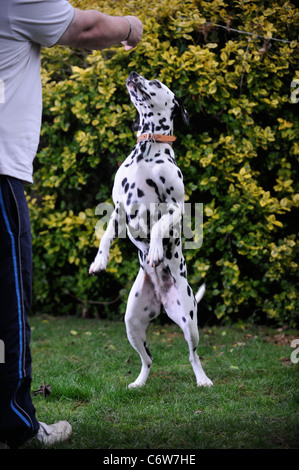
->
xmin=126 ymin=71 xmax=147 ymax=92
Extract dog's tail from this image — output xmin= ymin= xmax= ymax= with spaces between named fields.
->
xmin=195 ymin=283 xmax=206 ymax=304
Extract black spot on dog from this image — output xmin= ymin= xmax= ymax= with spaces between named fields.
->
xmin=137 ymin=188 xmax=145 ymax=197
xmin=144 ymin=342 xmax=152 ymax=358
xmin=140 ymin=142 xmax=147 ymax=153
xmin=165 ymin=241 xmax=173 ymax=260
xmin=127 ymin=192 xmax=133 ymax=206
xmin=114 ymin=219 xmax=118 ymax=235
xmin=146 ymin=178 xmax=161 ymax=200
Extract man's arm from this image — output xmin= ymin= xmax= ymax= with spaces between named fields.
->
xmin=56 ymin=9 xmax=142 ymax=50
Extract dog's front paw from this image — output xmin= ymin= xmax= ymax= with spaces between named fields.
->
xmin=147 ymin=240 xmax=164 ymax=267
xmin=89 ymin=251 xmax=109 ymax=274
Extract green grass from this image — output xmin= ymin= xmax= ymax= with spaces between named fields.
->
xmin=25 ymin=316 xmax=299 ymax=449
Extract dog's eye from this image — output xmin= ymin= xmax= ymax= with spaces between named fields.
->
xmin=149 ymin=80 xmax=162 ymax=88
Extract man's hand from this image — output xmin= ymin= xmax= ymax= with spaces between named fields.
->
xmin=121 ymin=16 xmax=143 ymax=51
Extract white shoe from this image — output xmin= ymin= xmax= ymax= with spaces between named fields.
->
xmin=0 ymin=442 xmax=10 ymax=449
xmin=36 ymin=421 xmax=72 ymax=446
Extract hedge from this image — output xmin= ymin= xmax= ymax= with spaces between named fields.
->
xmin=27 ymin=0 xmax=299 ymax=326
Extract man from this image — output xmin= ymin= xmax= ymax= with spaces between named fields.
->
xmin=0 ymin=0 xmax=143 ymax=448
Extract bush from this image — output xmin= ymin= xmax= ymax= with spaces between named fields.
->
xmin=27 ymin=0 xmax=299 ymax=325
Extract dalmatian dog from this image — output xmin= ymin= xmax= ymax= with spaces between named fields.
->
xmin=89 ymin=71 xmax=213 ymax=388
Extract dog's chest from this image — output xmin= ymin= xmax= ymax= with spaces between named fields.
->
xmin=113 ymin=143 xmax=180 ymax=206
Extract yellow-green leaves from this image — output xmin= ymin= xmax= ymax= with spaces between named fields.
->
xmin=26 ymin=0 xmax=298 ymax=325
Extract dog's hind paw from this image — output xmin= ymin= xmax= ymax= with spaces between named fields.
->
xmin=197 ymin=377 xmax=213 ymax=387
xmin=128 ymin=380 xmax=146 ymax=389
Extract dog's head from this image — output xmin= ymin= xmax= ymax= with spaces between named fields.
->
xmin=126 ymin=72 xmax=189 ymax=134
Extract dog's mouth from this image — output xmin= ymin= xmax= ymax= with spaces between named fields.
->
xmin=127 ymin=78 xmax=143 ymax=91
xmin=126 ymin=75 xmax=151 ymax=100
xmin=126 ymin=78 xmax=137 ymax=89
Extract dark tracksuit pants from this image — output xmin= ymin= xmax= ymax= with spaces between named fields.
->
xmin=0 ymin=175 xmax=39 ymax=447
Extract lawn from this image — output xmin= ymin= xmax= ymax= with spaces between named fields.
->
xmin=26 ymin=315 xmax=299 ymax=450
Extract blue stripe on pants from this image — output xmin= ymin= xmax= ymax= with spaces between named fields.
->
xmin=0 ymin=184 xmax=24 ymax=380
xmin=0 ymin=176 xmax=39 ymax=447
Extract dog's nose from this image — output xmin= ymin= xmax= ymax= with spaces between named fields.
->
xmin=128 ymin=71 xmax=138 ymax=82
xmin=127 ymin=72 xmax=141 ymax=88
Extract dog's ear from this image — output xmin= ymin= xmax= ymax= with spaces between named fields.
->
xmin=132 ymin=112 xmax=140 ymax=132
xmin=174 ymin=96 xmax=189 ymax=126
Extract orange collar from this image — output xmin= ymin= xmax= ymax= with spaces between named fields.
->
xmin=137 ymin=133 xmax=176 ymax=145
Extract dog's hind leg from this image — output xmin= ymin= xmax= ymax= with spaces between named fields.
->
xmin=182 ymin=316 xmax=213 ymax=387
xmin=125 ymin=268 xmax=161 ymax=388
xmin=161 ymin=277 xmax=213 ymax=387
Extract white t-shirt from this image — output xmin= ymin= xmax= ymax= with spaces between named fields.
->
xmin=0 ymin=0 xmax=74 ymax=183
